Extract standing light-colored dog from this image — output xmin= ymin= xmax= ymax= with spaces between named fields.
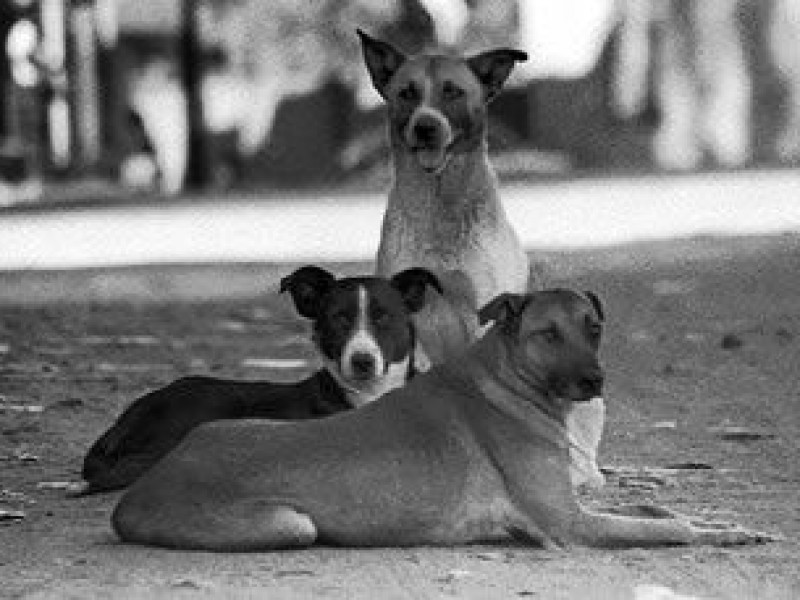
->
xmin=112 ymin=289 xmax=772 ymax=551
xmin=359 ymin=28 xmax=529 ymax=359
xmin=358 ymin=30 xmax=606 ymax=488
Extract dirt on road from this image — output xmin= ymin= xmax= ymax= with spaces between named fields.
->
xmin=1 ymin=234 xmax=798 ymax=599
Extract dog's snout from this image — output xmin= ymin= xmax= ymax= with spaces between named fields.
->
xmin=350 ymin=352 xmax=377 ymax=379
xmin=578 ymin=371 xmax=604 ymax=397
xmin=412 ymin=118 xmax=441 ymax=146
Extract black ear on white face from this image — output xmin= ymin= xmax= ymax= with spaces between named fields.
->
xmin=357 ymin=29 xmax=407 ymax=100
xmin=279 ymin=266 xmax=336 ymax=320
xmin=478 ymin=293 xmax=530 ymax=333
xmin=391 ymin=268 xmax=443 ymax=314
xmin=584 ymin=290 xmax=604 ymax=322
xmin=466 ymin=48 xmax=528 ymax=103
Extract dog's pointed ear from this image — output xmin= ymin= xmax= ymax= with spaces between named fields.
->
xmin=467 ymin=48 xmax=528 ymax=103
xmin=391 ymin=268 xmax=443 ymax=313
xmin=279 ymin=266 xmax=336 ymax=320
xmin=584 ymin=290 xmax=604 ymax=322
xmin=478 ymin=293 xmax=529 ymax=332
xmin=357 ymin=29 xmax=406 ymax=99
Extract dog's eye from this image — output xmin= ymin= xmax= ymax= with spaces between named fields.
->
xmin=332 ymin=312 xmax=351 ymax=327
xmin=398 ymin=84 xmax=418 ymax=102
xmin=540 ymin=326 xmax=561 ymax=344
xmin=371 ymin=308 xmax=389 ymax=325
xmin=442 ymin=81 xmax=464 ymax=101
xmin=585 ymin=315 xmax=602 ymax=340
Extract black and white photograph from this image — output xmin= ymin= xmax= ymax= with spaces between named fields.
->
xmin=1 ymin=0 xmax=798 ymax=598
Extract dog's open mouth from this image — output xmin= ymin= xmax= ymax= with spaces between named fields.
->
xmin=412 ymin=145 xmax=450 ymax=173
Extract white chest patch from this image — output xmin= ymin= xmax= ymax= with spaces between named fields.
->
xmin=340 ymin=287 xmax=386 ymax=379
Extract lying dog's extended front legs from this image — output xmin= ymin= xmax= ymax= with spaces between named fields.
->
xmin=502 ymin=481 xmax=773 ymax=549
xmin=573 ymin=505 xmax=773 ymax=548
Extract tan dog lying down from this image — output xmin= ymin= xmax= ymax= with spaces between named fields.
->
xmin=112 ymin=290 xmax=770 ymax=551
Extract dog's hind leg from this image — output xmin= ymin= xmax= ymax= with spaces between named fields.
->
xmin=114 ymin=499 xmax=318 ymax=551
xmin=225 ymin=503 xmax=318 ymax=551
xmin=188 ymin=503 xmax=318 ymax=551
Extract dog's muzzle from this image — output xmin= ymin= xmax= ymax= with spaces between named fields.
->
xmin=411 ymin=119 xmax=444 ymax=148
xmin=577 ymin=371 xmax=604 ymax=399
xmin=406 ymin=110 xmax=453 ymax=173
xmin=551 ymin=367 xmax=604 ymax=402
xmin=348 ymin=352 xmax=378 ymax=381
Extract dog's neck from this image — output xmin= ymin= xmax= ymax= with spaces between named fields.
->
xmin=478 ymin=332 xmax=562 ymax=407
xmin=459 ymin=329 xmax=571 ymax=445
xmin=463 ymin=329 xmax=606 ymax=488
xmin=388 ymin=136 xmax=501 ymax=227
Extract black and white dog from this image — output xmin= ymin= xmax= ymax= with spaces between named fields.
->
xmin=76 ymin=266 xmax=441 ymax=495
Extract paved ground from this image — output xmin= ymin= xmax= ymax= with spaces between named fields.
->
xmin=1 ymin=230 xmax=798 ymax=599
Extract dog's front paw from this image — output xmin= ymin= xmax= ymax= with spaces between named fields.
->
xmin=689 ymin=520 xmax=781 ymax=546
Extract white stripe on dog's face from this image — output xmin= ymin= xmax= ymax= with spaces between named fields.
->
xmin=341 ymin=286 xmax=386 ymax=383
xmin=315 ymin=279 xmax=417 ymax=407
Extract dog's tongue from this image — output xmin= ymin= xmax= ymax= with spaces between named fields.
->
xmin=414 ymin=147 xmax=448 ymax=173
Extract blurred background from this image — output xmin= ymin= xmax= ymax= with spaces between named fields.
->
xmin=0 ymin=0 xmax=797 ymax=202
xmin=0 ymin=0 xmax=799 ymax=289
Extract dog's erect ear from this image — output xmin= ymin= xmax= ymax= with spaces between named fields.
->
xmin=584 ymin=290 xmax=604 ymax=322
xmin=467 ymin=48 xmax=528 ymax=102
xmin=279 ymin=266 xmax=336 ymax=320
xmin=391 ymin=268 xmax=443 ymax=313
xmin=357 ymin=29 xmax=406 ymax=99
xmin=478 ymin=293 xmax=530 ymax=333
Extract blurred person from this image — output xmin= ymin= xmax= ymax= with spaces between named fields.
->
xmin=0 ymin=1 xmax=43 ymax=205
xmin=417 ymin=0 xmax=470 ymax=47
xmin=613 ymin=0 xmax=751 ymax=171
xmin=206 ymin=0 xmax=405 ymax=155
xmin=515 ymin=0 xmax=617 ymax=81
xmin=128 ymin=60 xmax=187 ymax=194
xmin=130 ymin=0 xmax=454 ymax=191
xmin=770 ymin=0 xmax=800 ymax=163
xmin=117 ymin=108 xmax=161 ymax=191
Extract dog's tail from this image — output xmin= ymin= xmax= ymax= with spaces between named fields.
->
xmin=413 ymin=269 xmax=480 ymax=368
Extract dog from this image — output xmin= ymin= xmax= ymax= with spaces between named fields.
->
xmin=358 ymin=30 xmax=606 ymax=489
xmin=359 ymin=29 xmax=530 ymax=360
xmin=112 ymin=289 xmax=771 ymax=551
xmin=76 ymin=266 xmax=441 ymax=495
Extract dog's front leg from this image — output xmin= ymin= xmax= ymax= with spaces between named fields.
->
xmin=574 ymin=505 xmax=774 ymax=548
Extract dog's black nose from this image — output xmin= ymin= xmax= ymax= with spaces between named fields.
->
xmin=350 ymin=353 xmax=377 ymax=379
xmin=578 ymin=373 xmax=604 ymax=396
xmin=412 ymin=121 xmax=440 ymax=145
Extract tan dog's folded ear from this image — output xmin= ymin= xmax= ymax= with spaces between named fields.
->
xmin=467 ymin=48 xmax=528 ymax=102
xmin=584 ymin=290 xmax=604 ymax=322
xmin=280 ymin=266 xmax=336 ymax=320
xmin=357 ymin=29 xmax=406 ymax=99
xmin=391 ymin=268 xmax=444 ymax=313
xmin=478 ymin=293 xmax=530 ymax=332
